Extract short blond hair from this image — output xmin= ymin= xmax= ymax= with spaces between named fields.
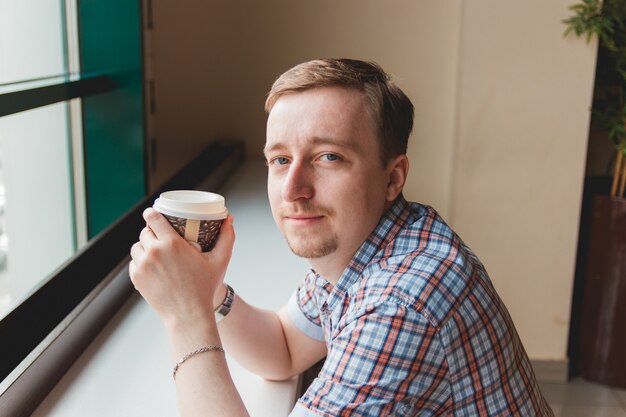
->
xmin=265 ymin=59 xmax=414 ymax=164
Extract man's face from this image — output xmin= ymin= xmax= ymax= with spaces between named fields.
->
xmin=264 ymin=86 xmax=392 ymax=263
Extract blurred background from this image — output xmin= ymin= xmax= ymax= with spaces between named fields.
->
xmin=1 ymin=0 xmax=622 ymax=408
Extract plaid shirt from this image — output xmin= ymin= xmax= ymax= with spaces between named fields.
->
xmin=287 ymin=197 xmax=553 ymax=417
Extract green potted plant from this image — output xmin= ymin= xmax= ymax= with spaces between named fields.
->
xmin=563 ymin=0 xmax=626 ymax=389
xmin=564 ymin=0 xmax=626 ymax=194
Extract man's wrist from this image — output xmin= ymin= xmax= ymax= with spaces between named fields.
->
xmin=213 ymin=283 xmax=228 ymax=309
xmin=163 ymin=313 xmax=219 ymax=352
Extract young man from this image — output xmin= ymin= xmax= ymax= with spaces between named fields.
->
xmin=129 ymin=59 xmax=553 ymax=416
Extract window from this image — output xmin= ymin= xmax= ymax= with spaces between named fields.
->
xmin=0 ymin=102 xmax=77 ymax=320
xmin=0 ymin=0 xmax=145 ymax=319
xmin=0 ymin=0 xmax=145 ymax=399
xmin=0 ymin=1 xmax=66 ymax=85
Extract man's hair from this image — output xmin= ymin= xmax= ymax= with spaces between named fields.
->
xmin=265 ymin=58 xmax=414 ymax=164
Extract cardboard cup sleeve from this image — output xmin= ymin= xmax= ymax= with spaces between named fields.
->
xmin=162 ymin=214 xmax=224 ymax=252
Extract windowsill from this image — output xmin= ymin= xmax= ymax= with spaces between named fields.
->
xmin=31 ymin=158 xmax=310 ymax=417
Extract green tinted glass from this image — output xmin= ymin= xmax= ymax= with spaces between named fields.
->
xmin=79 ymin=0 xmax=145 ymax=237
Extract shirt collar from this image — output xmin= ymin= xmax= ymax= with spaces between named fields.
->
xmin=330 ymin=195 xmax=415 ymax=296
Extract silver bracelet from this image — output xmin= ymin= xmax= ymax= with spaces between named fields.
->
xmin=172 ymin=345 xmax=225 ymax=380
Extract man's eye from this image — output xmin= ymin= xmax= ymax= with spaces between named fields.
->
xmin=271 ymin=157 xmax=290 ymax=165
xmin=320 ymin=153 xmax=340 ymax=162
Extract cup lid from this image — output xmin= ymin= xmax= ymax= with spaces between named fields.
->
xmin=153 ymin=190 xmax=228 ymax=220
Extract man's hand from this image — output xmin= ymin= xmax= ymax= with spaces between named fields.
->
xmin=129 ymin=208 xmax=235 ymax=329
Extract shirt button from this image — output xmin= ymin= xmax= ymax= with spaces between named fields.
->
xmin=320 ymin=304 xmax=332 ymax=330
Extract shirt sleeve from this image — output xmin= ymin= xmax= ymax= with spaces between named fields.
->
xmin=286 ymin=273 xmax=325 ymax=342
xmin=291 ymin=299 xmax=450 ymax=417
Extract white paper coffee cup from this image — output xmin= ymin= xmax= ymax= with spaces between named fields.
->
xmin=153 ymin=190 xmax=228 ymax=252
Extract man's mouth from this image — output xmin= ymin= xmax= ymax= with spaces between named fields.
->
xmin=283 ymin=214 xmax=325 ymax=225
xmin=285 ymin=214 xmax=322 ymax=219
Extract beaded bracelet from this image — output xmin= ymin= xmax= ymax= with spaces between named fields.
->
xmin=172 ymin=345 xmax=225 ymax=380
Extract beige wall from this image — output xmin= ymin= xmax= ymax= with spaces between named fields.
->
xmin=450 ymin=1 xmax=597 ymax=360
xmin=151 ymin=1 xmax=598 ymax=361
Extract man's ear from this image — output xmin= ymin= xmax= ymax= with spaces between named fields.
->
xmin=386 ymin=154 xmax=409 ymax=202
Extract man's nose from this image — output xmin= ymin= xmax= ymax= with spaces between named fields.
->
xmin=282 ymin=161 xmax=314 ymax=202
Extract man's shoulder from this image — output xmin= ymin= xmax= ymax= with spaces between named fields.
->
xmin=384 ymin=200 xmax=458 ymax=252
xmin=353 ymin=201 xmax=485 ymax=327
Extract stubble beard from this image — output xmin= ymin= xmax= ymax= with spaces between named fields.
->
xmin=285 ymin=232 xmax=339 ymax=259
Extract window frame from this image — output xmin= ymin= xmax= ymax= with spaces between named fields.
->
xmin=0 ymin=76 xmax=115 ymax=118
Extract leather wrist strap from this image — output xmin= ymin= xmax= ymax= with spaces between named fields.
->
xmin=215 ymin=284 xmax=235 ymax=322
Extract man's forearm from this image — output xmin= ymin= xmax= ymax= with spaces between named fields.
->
xmin=217 ymin=294 xmax=296 ymax=380
xmin=167 ymin=318 xmax=249 ymax=417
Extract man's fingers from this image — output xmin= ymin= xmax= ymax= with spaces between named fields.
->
xmin=139 ymin=226 xmax=158 ymax=246
xmin=130 ymin=241 xmax=144 ymax=261
xmin=128 ymin=260 xmax=136 ymax=279
xmin=187 ymin=241 xmax=202 ymax=252
xmin=143 ymin=208 xmax=178 ymax=239
xmin=211 ymin=215 xmax=235 ymax=259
